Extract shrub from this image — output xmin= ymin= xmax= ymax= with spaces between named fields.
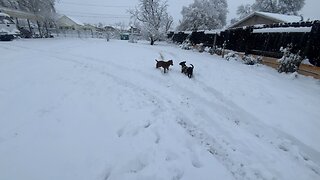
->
xmin=225 ymin=52 xmax=240 ymax=61
xmin=180 ymin=40 xmax=192 ymax=50
xmin=278 ymin=45 xmax=303 ymax=73
xmin=242 ymin=54 xmax=262 ymax=65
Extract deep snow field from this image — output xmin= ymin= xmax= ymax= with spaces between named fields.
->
xmin=0 ymin=38 xmax=320 ymax=180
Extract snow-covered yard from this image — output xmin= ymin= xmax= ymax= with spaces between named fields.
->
xmin=0 ymin=38 xmax=319 ymax=180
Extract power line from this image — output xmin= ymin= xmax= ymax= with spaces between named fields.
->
xmin=64 ymin=14 xmax=130 ymax=19
xmin=57 ymin=1 xmax=133 ymax=8
xmin=59 ymin=13 xmax=130 ymax=19
xmin=58 ymin=10 xmax=130 ymax=17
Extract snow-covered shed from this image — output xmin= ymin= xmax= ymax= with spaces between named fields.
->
xmin=228 ymin=11 xmax=302 ymax=29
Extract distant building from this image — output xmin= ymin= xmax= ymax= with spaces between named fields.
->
xmin=56 ymin=15 xmax=84 ymax=30
xmin=228 ymin=11 xmax=302 ymax=29
xmin=104 ymin=25 xmax=116 ymax=32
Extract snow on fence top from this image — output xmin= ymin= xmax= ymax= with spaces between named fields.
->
xmin=204 ymin=29 xmax=224 ymax=35
xmin=253 ymin=26 xmax=312 ymax=33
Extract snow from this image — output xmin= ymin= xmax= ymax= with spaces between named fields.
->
xmin=0 ymin=12 xmax=10 ymax=17
xmin=0 ymin=38 xmax=320 ymax=180
xmin=253 ymin=26 xmax=312 ymax=33
xmin=256 ymin=11 xmax=302 ymax=23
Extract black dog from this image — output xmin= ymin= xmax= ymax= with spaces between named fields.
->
xmin=179 ymin=61 xmax=194 ymax=78
xmin=186 ymin=64 xmax=194 ymax=78
xmin=179 ymin=61 xmax=188 ymax=74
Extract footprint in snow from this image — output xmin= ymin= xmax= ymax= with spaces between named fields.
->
xmin=124 ymin=158 xmax=148 ymax=174
xmin=171 ymin=168 xmax=184 ymax=180
xmin=165 ymin=151 xmax=178 ymax=162
xmin=117 ymin=128 xmax=125 ymax=138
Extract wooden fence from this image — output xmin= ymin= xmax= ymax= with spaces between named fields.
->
xmin=169 ymin=20 xmax=320 ymax=67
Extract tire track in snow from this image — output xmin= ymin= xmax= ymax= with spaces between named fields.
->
xmin=137 ymin=46 xmax=320 ymax=179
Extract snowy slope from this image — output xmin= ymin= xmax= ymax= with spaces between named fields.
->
xmin=0 ymin=38 xmax=319 ymax=180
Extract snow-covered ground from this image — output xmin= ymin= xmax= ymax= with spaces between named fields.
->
xmin=0 ymin=38 xmax=320 ymax=180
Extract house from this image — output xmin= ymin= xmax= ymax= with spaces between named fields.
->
xmin=56 ymin=15 xmax=84 ymax=30
xmin=228 ymin=11 xmax=302 ymax=29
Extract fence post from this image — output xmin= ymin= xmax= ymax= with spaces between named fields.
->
xmin=222 ymin=41 xmax=227 ymax=58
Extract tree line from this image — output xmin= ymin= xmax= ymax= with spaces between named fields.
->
xmin=0 ymin=0 xmax=307 ymax=44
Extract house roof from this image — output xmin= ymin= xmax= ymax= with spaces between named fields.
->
xmin=66 ymin=16 xmax=84 ymax=26
xmin=0 ymin=12 xmax=10 ymax=17
xmin=0 ymin=7 xmax=40 ymax=20
xmin=56 ymin=14 xmax=84 ymax=26
xmin=255 ymin=11 xmax=302 ymax=23
xmin=229 ymin=11 xmax=302 ymax=29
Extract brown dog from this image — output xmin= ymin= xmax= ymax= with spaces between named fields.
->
xmin=155 ymin=59 xmax=173 ymax=73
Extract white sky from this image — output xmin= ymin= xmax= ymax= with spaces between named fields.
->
xmin=55 ymin=0 xmax=320 ymax=27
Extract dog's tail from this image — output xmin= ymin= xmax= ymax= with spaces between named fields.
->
xmin=155 ymin=59 xmax=158 ymax=62
xmin=190 ymin=64 xmax=194 ymax=68
xmin=159 ymin=52 xmax=165 ymax=60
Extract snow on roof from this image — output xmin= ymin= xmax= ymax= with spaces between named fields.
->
xmin=0 ymin=7 xmax=39 ymax=20
xmin=228 ymin=11 xmax=302 ymax=29
xmin=255 ymin=11 xmax=302 ymax=23
xmin=66 ymin=16 xmax=84 ymax=26
xmin=0 ymin=12 xmax=10 ymax=17
xmin=57 ymin=14 xmax=84 ymax=26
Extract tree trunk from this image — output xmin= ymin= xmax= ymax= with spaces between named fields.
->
xmin=36 ymin=21 xmax=43 ymax=38
xmin=150 ymin=37 xmax=155 ymax=45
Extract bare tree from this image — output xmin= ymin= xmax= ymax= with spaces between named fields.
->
xmin=129 ymin=0 xmax=173 ymax=45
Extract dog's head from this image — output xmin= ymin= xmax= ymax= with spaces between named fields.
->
xmin=168 ymin=60 xmax=173 ymax=66
xmin=179 ymin=61 xmax=186 ymax=67
xmin=155 ymin=59 xmax=161 ymax=68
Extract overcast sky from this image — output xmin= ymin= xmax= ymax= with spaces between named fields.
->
xmin=56 ymin=0 xmax=320 ymax=27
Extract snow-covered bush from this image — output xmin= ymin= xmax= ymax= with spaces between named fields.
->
xmin=196 ymin=43 xmax=205 ymax=52
xmin=208 ymin=46 xmax=215 ymax=55
xmin=278 ymin=45 xmax=303 ymax=73
xmin=208 ymin=46 xmax=223 ymax=55
xmin=204 ymin=46 xmax=211 ymax=53
xmin=214 ymin=48 xmax=223 ymax=56
xmin=180 ymin=40 xmax=192 ymax=50
xmin=242 ymin=54 xmax=262 ymax=65
xmin=225 ymin=52 xmax=240 ymax=61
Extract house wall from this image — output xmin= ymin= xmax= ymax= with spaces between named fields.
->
xmin=232 ymin=15 xmax=280 ymax=28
